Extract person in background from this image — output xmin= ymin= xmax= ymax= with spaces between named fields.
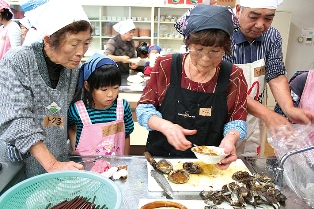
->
xmin=274 ymin=70 xmax=314 ymax=120
xmin=19 ymin=16 xmax=37 ymax=46
xmin=19 ymin=17 xmax=31 ymax=44
xmin=105 ymin=19 xmax=138 ymax=74
xmin=223 ymin=0 xmax=314 ymax=156
xmin=136 ymin=5 xmax=248 ymax=169
xmin=136 ymin=41 xmax=149 ymax=59
xmin=0 ymin=0 xmax=22 ymax=59
xmin=68 ymin=53 xmax=134 ymax=156
xmin=143 ymin=44 xmax=161 ymax=76
xmin=0 ymin=0 xmax=93 ymax=178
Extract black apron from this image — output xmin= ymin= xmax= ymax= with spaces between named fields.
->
xmin=146 ymin=53 xmax=232 ymax=157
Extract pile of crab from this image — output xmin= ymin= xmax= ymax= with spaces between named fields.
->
xmin=200 ymin=171 xmax=287 ymax=209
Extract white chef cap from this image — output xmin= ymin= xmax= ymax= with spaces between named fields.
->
xmin=113 ymin=19 xmax=136 ymax=35
xmin=26 ymin=0 xmax=89 ymax=39
xmin=240 ymin=0 xmax=283 ymax=9
xmin=19 ymin=17 xmax=32 ymax=29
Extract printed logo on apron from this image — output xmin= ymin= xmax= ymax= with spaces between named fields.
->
xmin=235 ymin=59 xmax=266 ymax=156
xmin=236 ymin=59 xmax=266 ymax=103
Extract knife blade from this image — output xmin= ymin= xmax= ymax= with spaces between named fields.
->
xmin=144 ymin=152 xmax=174 ymax=198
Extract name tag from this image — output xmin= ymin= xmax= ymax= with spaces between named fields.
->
xmin=102 ymin=122 xmax=125 ymax=137
xmin=199 ymin=108 xmax=212 ymax=116
xmin=254 ymin=66 xmax=265 ymax=77
xmin=43 ymin=115 xmax=64 ymax=128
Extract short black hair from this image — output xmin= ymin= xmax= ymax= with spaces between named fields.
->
xmin=0 ymin=8 xmax=13 ymax=21
xmin=83 ymin=64 xmax=121 ymax=106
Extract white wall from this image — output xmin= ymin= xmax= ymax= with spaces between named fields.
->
xmin=277 ymin=0 xmax=314 ymax=79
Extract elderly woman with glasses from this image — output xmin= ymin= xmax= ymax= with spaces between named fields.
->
xmin=136 ymin=4 xmax=248 ymax=169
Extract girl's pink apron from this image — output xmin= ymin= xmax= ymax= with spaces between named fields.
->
xmin=299 ymin=70 xmax=314 ymax=112
xmin=74 ymin=99 xmax=125 ymax=156
xmin=0 ymin=26 xmax=12 ymax=59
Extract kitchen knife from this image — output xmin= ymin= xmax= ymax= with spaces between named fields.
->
xmin=144 ymin=152 xmax=174 ymax=199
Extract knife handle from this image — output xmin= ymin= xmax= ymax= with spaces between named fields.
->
xmin=144 ymin=151 xmax=156 ymax=165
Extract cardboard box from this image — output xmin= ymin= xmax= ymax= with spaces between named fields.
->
xmin=185 ymin=0 xmax=203 ymax=5
xmin=168 ymin=0 xmax=184 ymax=4
xmin=209 ymin=0 xmax=236 ymax=7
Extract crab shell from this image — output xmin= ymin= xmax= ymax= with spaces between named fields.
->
xmin=168 ymin=169 xmax=190 ymax=184
xmin=156 ymin=159 xmax=173 ymax=174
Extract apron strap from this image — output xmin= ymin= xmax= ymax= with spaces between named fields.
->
xmin=215 ymin=61 xmax=232 ymax=94
xmin=75 ymin=100 xmax=92 ymax=125
xmin=116 ymin=98 xmax=124 ymax=120
xmin=170 ymin=53 xmax=183 ymax=88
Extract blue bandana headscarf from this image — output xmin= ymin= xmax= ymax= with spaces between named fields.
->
xmin=78 ymin=53 xmax=118 ymax=88
xmin=148 ymin=44 xmax=162 ymax=54
xmin=174 ymin=4 xmax=239 ymax=39
xmin=20 ymin=0 xmax=50 ymax=12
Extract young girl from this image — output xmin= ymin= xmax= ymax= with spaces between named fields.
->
xmin=68 ymin=53 xmax=134 ymax=156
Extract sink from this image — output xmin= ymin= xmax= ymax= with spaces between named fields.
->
xmin=0 ymin=161 xmax=26 ymax=195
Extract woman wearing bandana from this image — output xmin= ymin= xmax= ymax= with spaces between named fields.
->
xmin=67 ymin=53 xmax=134 ymax=156
xmin=105 ymin=19 xmax=138 ymax=74
xmin=136 ymin=5 xmax=248 ymax=169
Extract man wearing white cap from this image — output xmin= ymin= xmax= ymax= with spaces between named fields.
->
xmin=0 ymin=0 xmax=93 ymax=178
xmin=224 ymin=0 xmax=314 ymax=156
xmin=105 ymin=19 xmax=138 ymax=74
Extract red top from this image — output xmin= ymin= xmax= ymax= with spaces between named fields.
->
xmin=138 ymin=53 xmax=248 ymax=122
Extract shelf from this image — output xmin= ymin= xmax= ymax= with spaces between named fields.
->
xmin=133 ymin=37 xmax=151 ymax=39
xmin=154 ymin=21 xmax=177 ymax=24
xmin=157 ymin=37 xmax=183 ymax=40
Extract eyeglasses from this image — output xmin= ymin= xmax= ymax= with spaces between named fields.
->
xmin=188 ymin=49 xmax=225 ymax=58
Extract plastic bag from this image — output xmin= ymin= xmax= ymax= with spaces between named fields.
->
xmin=267 ymin=124 xmax=314 ymax=207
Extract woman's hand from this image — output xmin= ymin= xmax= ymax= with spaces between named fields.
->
xmin=30 ymin=141 xmax=84 ymax=173
xmin=120 ymin=55 xmax=131 ymax=63
xmin=46 ymin=161 xmax=84 ymax=172
xmin=162 ymin=123 xmax=197 ymax=151
xmin=215 ymin=136 xmax=238 ymax=170
xmin=130 ymin=62 xmax=139 ymax=69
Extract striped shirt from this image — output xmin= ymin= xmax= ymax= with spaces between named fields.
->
xmin=223 ymin=26 xmax=286 ymax=82
xmin=67 ymin=99 xmax=134 ymax=148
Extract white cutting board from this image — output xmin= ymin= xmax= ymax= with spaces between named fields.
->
xmin=138 ymin=199 xmax=273 ymax=209
xmin=147 ymin=158 xmax=250 ymax=192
